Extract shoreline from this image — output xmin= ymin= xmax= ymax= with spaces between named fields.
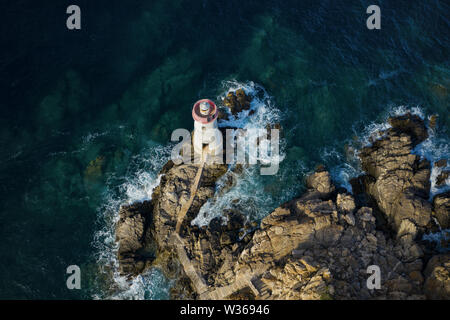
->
xmin=113 ymin=89 xmax=449 ymax=300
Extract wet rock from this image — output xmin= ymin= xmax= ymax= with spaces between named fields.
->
xmin=429 ymin=114 xmax=438 ymax=130
xmin=436 ymin=170 xmax=449 ymax=187
xmin=434 ymin=159 xmax=447 ymax=168
xmin=223 ymin=89 xmax=252 ymax=115
xmin=388 ymin=113 xmax=428 ymax=146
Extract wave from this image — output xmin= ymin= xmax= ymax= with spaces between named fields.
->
xmin=324 ymin=105 xmax=449 ymax=196
xmin=92 ymin=144 xmax=172 ymax=299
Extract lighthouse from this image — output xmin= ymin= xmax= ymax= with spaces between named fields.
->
xmin=192 ymin=99 xmax=222 ymax=162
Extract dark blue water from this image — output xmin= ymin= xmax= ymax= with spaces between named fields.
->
xmin=0 ymin=0 xmax=448 ymax=299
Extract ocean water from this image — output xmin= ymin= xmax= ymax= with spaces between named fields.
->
xmin=0 ymin=0 xmax=448 ymax=299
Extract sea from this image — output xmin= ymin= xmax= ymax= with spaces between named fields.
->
xmin=0 ymin=0 xmax=448 ymax=299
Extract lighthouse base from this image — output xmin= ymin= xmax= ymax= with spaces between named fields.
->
xmin=192 ymin=129 xmax=223 ymax=163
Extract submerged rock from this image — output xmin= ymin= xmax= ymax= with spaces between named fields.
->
xmin=115 ymin=201 xmax=154 ymax=276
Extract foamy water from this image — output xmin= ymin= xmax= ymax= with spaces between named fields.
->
xmin=92 ymin=88 xmax=450 ymax=299
xmin=193 ymin=81 xmax=288 ymax=226
xmin=92 ymin=143 xmax=172 ymax=299
xmin=92 ymin=81 xmax=291 ymax=298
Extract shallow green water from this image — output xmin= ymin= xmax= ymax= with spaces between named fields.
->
xmin=0 ymin=0 xmax=448 ymax=299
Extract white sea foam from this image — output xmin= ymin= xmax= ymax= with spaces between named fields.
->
xmin=413 ymin=119 xmax=450 ymax=198
xmin=326 ymin=105 xmax=449 ymax=196
xmin=192 ymin=81 xmax=286 ymax=227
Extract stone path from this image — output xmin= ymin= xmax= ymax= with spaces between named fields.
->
xmin=175 ymin=161 xmax=205 ymax=234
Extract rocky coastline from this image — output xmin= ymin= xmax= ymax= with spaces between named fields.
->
xmin=115 ymin=89 xmax=449 ymax=300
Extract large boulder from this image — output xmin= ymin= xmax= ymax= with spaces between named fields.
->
xmin=388 ymin=113 xmax=428 ymax=145
xmin=358 ymin=114 xmax=432 ymax=240
xmin=433 ymin=192 xmax=450 ymax=229
xmin=151 ymin=162 xmax=227 ymax=250
xmin=306 ymin=168 xmax=336 ymax=197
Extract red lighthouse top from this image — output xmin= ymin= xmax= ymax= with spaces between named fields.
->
xmin=192 ymin=99 xmax=218 ymax=124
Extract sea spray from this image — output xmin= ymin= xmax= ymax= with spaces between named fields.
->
xmin=192 ymin=81 xmax=290 ymax=226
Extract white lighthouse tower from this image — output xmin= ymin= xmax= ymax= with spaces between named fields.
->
xmin=192 ymin=99 xmax=222 ymax=162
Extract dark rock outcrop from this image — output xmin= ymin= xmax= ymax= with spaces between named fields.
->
xmin=306 ymin=168 xmax=335 ymax=197
xmin=223 ymin=89 xmax=252 ymax=115
xmin=115 ymin=201 xmax=154 ymax=276
xmin=436 ymin=171 xmax=449 ymax=187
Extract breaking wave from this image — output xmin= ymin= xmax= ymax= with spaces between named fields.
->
xmin=192 ymin=81 xmax=289 ymax=226
xmin=92 ymin=143 xmax=172 ymax=299
xmin=325 ymin=105 xmax=449 ymax=196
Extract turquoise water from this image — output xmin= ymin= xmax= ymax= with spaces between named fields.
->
xmin=0 ymin=0 xmax=448 ymax=299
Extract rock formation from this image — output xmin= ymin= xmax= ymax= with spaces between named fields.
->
xmin=223 ymin=88 xmax=252 ymax=115
xmin=115 ymin=201 xmax=154 ymax=276
xmin=356 ymin=114 xmax=433 ymax=241
xmin=114 ymin=95 xmax=449 ymax=300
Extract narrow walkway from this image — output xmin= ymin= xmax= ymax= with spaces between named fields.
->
xmin=199 ymin=273 xmax=255 ymax=300
xmin=199 ymin=265 xmax=270 ymax=300
xmin=175 ymin=159 xmax=205 ymax=234
xmin=170 ymin=233 xmax=209 ymax=294
xmin=170 ymin=151 xmax=270 ymax=300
